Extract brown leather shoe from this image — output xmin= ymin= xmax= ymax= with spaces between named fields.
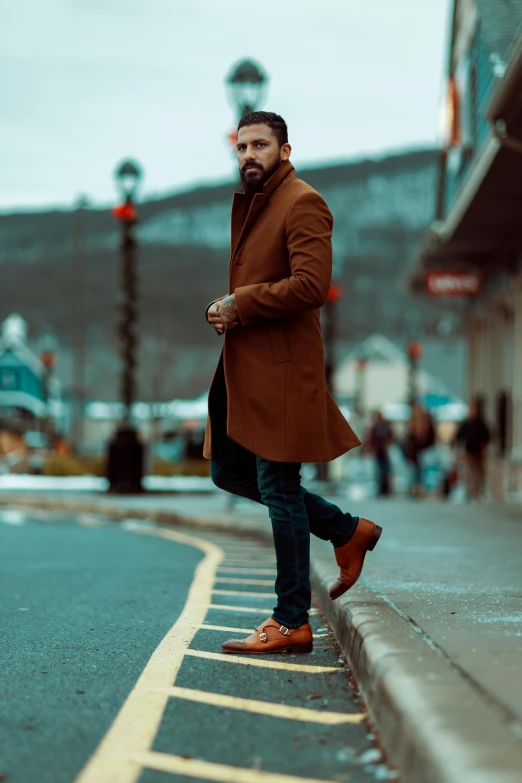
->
xmin=329 ymin=518 xmax=382 ymax=600
xmin=221 ymin=617 xmax=313 ymax=654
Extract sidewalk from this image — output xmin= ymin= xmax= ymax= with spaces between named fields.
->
xmin=2 ymin=487 xmax=522 ymax=782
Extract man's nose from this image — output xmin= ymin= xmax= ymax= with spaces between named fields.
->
xmin=244 ymin=147 xmax=257 ymax=160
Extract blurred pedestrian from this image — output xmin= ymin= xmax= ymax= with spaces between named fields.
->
xmin=403 ymin=403 xmax=436 ymax=497
xmin=368 ymin=410 xmax=393 ymax=496
xmin=204 ymin=111 xmax=382 ymax=655
xmin=455 ymin=401 xmax=490 ymax=500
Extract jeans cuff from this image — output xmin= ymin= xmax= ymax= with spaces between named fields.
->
xmin=332 ymin=515 xmax=359 ymax=547
xmin=272 ymin=611 xmax=309 ymax=629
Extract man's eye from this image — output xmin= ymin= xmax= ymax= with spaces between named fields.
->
xmin=257 ymin=143 xmax=265 ymax=148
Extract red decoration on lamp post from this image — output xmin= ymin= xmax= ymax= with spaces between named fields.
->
xmin=407 ymin=341 xmax=424 ymax=360
xmin=112 ymin=203 xmax=137 ymax=223
xmin=40 ymin=351 xmax=57 ymax=370
xmin=327 ymin=283 xmax=342 ymax=302
xmin=227 ymin=128 xmax=238 ymax=148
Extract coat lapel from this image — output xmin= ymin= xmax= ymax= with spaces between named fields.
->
xmin=230 ymin=161 xmax=296 ymax=264
xmin=231 ymin=193 xmax=267 ymax=262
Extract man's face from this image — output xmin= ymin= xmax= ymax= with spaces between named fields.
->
xmin=237 ymin=123 xmax=291 ymax=195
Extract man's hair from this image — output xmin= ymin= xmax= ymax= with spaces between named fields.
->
xmin=237 ymin=111 xmax=288 ymax=147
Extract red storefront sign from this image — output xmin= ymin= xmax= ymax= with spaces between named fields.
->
xmin=425 ymin=271 xmax=483 ymax=297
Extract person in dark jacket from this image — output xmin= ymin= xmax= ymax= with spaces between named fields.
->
xmin=403 ymin=403 xmax=436 ymax=497
xmin=368 ymin=411 xmax=393 ymax=496
xmin=455 ymin=401 xmax=490 ymax=500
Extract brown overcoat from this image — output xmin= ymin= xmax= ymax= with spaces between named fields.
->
xmin=203 ymin=160 xmax=361 ymax=463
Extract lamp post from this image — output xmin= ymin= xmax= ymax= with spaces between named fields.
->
xmin=72 ymin=195 xmax=88 ymax=455
xmin=106 ymin=159 xmax=144 ymax=494
xmin=39 ymin=331 xmax=58 ymax=448
xmin=404 ymin=310 xmax=423 ymax=411
xmin=316 ymin=283 xmax=343 ymax=484
xmin=407 ymin=341 xmax=423 ymax=409
xmin=324 ymin=283 xmax=342 ymax=395
xmin=225 ymin=59 xmax=268 ymax=120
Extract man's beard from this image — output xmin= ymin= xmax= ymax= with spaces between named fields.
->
xmin=240 ymin=158 xmax=282 ymax=196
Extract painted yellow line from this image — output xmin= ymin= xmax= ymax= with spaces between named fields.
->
xmin=133 ymin=751 xmax=339 ymax=783
xmin=223 ymin=559 xmax=277 ymax=565
xmin=201 ymin=623 xmax=255 ymax=633
xmin=218 ymin=567 xmax=277 ymax=575
xmin=74 ymin=526 xmax=224 ymax=783
xmin=210 ymin=603 xmax=318 ymax=616
xmin=77 ymin=514 xmax=106 ymax=528
xmin=218 ymin=545 xmax=264 ymax=551
xmin=215 ymin=577 xmax=275 ymax=585
xmin=209 ymin=603 xmax=273 ymax=614
xmin=159 ymin=685 xmax=365 ymax=725
xmin=200 ymin=624 xmax=328 ymax=639
xmin=213 ymin=589 xmax=276 ymax=598
xmin=184 ymin=649 xmax=339 ymax=673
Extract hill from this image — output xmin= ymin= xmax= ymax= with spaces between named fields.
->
xmin=0 ymin=148 xmax=444 ymax=401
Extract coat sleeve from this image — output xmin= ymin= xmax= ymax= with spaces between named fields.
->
xmin=233 ymin=191 xmax=333 ymax=326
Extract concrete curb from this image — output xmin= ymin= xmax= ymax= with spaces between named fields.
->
xmin=311 ymin=539 xmax=522 ymax=783
xmin=4 ymin=493 xmax=522 ymax=782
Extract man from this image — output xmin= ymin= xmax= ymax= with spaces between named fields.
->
xmin=455 ymin=400 xmax=490 ymax=500
xmin=204 ymin=111 xmax=382 ymax=655
xmin=368 ymin=410 xmax=393 ymax=497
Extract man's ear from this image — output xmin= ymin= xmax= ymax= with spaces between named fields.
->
xmin=280 ymin=143 xmax=291 ymax=161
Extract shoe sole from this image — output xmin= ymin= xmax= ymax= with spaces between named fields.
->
xmin=221 ymin=643 xmax=314 ymax=655
xmin=330 ymin=524 xmax=383 ymax=600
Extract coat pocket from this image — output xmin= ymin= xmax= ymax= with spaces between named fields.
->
xmin=267 ymin=322 xmax=292 ymax=363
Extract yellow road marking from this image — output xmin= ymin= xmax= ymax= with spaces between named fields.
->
xmin=223 ymin=559 xmax=277 ymax=565
xmin=77 ymin=514 xmax=106 ymax=528
xmin=213 ymin=589 xmax=276 ymax=598
xmin=200 ymin=624 xmax=328 ymax=639
xmin=217 ymin=545 xmax=264 ymax=551
xmin=184 ymin=649 xmax=339 ymax=673
xmin=209 ymin=603 xmax=273 ymax=614
xmin=201 ymin=623 xmax=255 ymax=633
xmin=218 ymin=567 xmax=277 ymax=575
xmin=133 ymin=751 xmax=339 ymax=783
xmin=75 ymin=526 xmax=224 ymax=783
xmin=159 ymin=685 xmax=365 ymax=724
xmin=215 ymin=577 xmax=274 ymax=585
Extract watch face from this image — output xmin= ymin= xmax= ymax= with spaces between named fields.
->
xmin=0 ymin=368 xmax=20 ymax=390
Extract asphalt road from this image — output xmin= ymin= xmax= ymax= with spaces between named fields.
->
xmin=0 ymin=508 xmax=398 ymax=783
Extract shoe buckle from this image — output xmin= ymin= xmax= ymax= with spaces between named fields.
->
xmin=279 ymin=625 xmax=290 ymax=636
xmin=259 ymin=632 xmax=268 ymax=642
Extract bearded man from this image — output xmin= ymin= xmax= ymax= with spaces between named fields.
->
xmin=204 ymin=111 xmax=382 ymax=655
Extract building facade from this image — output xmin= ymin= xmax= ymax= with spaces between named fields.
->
xmin=411 ymin=0 xmax=522 ymax=497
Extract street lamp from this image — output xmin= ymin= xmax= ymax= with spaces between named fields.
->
xmin=226 ymin=59 xmax=268 ymax=120
xmin=404 ymin=310 xmax=423 ymax=411
xmin=72 ymin=194 xmax=88 ymax=456
xmin=106 ymin=158 xmax=145 ymax=494
xmin=324 ymin=283 xmax=342 ymax=395
xmin=39 ymin=331 xmax=58 ymax=448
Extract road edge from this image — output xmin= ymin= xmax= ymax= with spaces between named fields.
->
xmin=3 ymin=493 xmax=522 ymax=783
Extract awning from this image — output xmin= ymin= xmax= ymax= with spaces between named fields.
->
xmin=410 ymin=35 xmax=522 ymax=291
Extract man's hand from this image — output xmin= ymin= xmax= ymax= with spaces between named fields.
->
xmin=207 ymin=302 xmax=225 ymax=336
xmin=218 ymin=295 xmax=240 ymax=330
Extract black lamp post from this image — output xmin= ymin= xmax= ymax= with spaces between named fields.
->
xmin=226 ymin=59 xmax=268 ymax=120
xmin=106 ymin=159 xmax=145 ymax=494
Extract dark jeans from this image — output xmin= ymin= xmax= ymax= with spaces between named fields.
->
xmin=210 ymin=408 xmax=358 ymax=629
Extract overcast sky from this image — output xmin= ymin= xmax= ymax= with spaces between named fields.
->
xmin=1 ymin=0 xmax=450 ymax=211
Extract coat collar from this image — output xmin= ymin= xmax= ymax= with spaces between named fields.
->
xmin=230 ymin=161 xmax=295 ymax=261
